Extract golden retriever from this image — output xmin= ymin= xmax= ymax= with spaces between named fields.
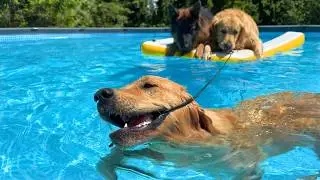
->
xmin=94 ymin=75 xmax=320 ymax=178
xmin=94 ymin=75 xmax=320 ymax=147
xmin=208 ymin=9 xmax=263 ymax=58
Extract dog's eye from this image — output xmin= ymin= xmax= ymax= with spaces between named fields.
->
xmin=142 ymin=83 xmax=157 ymax=89
xmin=233 ymin=30 xmax=238 ymax=34
xmin=221 ymin=29 xmax=227 ymax=34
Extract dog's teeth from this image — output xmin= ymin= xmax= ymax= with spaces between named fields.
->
xmin=136 ymin=121 xmax=151 ymax=128
xmin=124 ymin=123 xmax=128 ymax=128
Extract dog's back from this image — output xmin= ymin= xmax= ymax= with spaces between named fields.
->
xmin=168 ymin=1 xmax=212 ymax=54
xmin=234 ymin=92 xmax=320 ymax=136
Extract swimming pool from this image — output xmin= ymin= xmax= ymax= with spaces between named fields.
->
xmin=0 ymin=32 xmax=319 ymax=179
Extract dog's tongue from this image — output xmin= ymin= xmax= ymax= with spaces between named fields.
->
xmin=128 ymin=114 xmax=152 ymax=127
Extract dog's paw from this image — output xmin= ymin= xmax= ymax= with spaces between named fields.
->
xmin=203 ymin=45 xmax=212 ymax=60
xmin=195 ymin=43 xmax=205 ymax=59
xmin=254 ymin=42 xmax=263 ymax=59
xmin=254 ymin=47 xmax=263 ymax=59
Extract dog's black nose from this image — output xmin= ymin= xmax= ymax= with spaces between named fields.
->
xmin=94 ymin=88 xmax=114 ymax=102
xmin=223 ymin=43 xmax=232 ymax=51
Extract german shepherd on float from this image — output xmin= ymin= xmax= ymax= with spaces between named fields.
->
xmin=168 ymin=1 xmax=213 ymax=55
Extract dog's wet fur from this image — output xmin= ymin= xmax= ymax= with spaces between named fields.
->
xmin=168 ymin=1 xmax=213 ymax=55
xmin=95 ymin=75 xmax=320 ymax=147
xmin=95 ymin=75 xmax=320 ymax=179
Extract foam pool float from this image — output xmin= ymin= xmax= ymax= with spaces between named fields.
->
xmin=141 ymin=31 xmax=305 ymax=62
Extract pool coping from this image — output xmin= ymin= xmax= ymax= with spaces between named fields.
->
xmin=0 ymin=25 xmax=319 ymax=34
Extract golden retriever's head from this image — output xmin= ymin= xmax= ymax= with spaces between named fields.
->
xmin=94 ymin=76 xmax=215 ymax=147
xmin=211 ymin=16 xmax=243 ymax=53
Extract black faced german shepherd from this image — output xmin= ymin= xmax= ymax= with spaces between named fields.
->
xmin=168 ymin=1 xmax=213 ymax=55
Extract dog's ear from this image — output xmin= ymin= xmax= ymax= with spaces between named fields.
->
xmin=239 ymin=21 xmax=246 ymax=34
xmin=236 ymin=22 xmax=247 ymax=46
xmin=208 ymin=17 xmax=219 ymax=49
xmin=210 ymin=16 xmax=219 ymax=35
xmin=191 ymin=0 xmax=201 ymax=18
xmin=197 ymin=108 xmax=220 ymax=134
xmin=168 ymin=4 xmax=178 ymax=18
xmin=211 ymin=15 xmax=220 ymax=31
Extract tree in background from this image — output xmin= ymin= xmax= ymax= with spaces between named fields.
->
xmin=0 ymin=0 xmax=319 ymax=27
xmin=92 ymin=0 xmax=130 ymax=27
xmin=125 ymin=0 xmax=155 ymax=27
xmin=302 ymin=0 xmax=320 ymax=24
xmin=0 ymin=0 xmax=28 ymax=27
xmin=0 ymin=0 xmax=130 ymax=27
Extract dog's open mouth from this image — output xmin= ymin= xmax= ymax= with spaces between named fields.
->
xmin=107 ymin=110 xmax=166 ymax=130
xmin=97 ymin=102 xmax=168 ymax=147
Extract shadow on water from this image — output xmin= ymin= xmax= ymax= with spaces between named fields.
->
xmin=96 ymin=128 xmax=320 ymax=179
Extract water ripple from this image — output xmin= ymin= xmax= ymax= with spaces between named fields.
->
xmin=0 ymin=32 xmax=319 ymax=179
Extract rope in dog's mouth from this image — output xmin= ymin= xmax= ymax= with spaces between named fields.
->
xmin=108 ymin=51 xmax=233 ymax=148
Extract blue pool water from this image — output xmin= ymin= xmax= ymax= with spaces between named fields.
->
xmin=0 ymin=32 xmax=320 ymax=179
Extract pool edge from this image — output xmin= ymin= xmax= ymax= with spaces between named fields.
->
xmin=0 ymin=25 xmax=320 ymax=34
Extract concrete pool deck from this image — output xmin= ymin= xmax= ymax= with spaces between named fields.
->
xmin=0 ymin=25 xmax=319 ymax=34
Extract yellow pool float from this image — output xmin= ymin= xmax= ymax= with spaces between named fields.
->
xmin=141 ymin=31 xmax=305 ymax=62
